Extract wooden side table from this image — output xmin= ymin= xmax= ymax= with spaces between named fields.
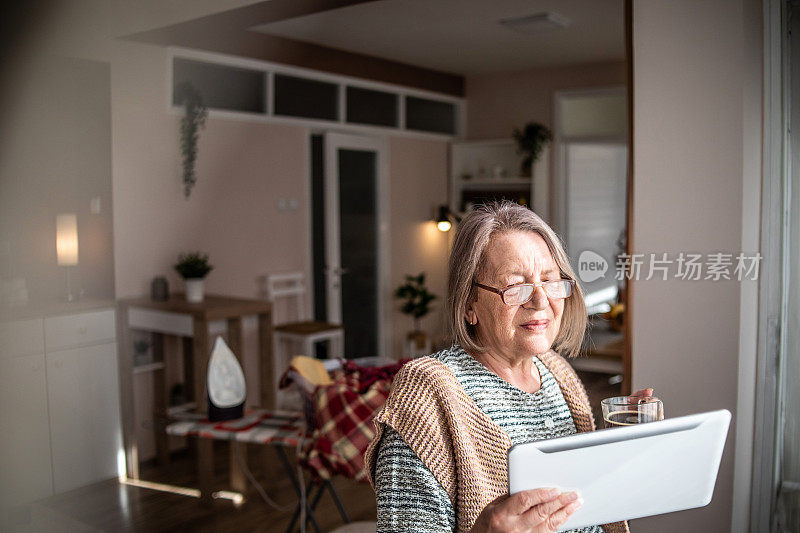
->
xmin=116 ymin=294 xmax=273 ymax=479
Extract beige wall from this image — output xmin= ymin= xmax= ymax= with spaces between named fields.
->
xmin=388 ymin=136 xmax=450 ymax=358
xmin=0 ymin=56 xmax=115 ymax=306
xmin=111 ymin=43 xmax=309 ymax=300
xmin=465 ymin=61 xmax=626 ymax=140
xmin=631 ymin=0 xmax=761 ymax=530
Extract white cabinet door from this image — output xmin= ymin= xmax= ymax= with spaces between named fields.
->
xmin=0 ymin=353 xmax=53 ymax=506
xmin=46 ymin=343 xmax=122 ymax=493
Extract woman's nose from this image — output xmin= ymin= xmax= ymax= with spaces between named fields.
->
xmin=522 ymin=286 xmax=549 ymax=309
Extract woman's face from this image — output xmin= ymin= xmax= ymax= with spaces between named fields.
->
xmin=468 ymin=230 xmax=565 ymax=360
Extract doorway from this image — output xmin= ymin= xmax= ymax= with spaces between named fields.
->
xmin=310 ymin=132 xmax=389 ymax=359
xmin=553 ymin=88 xmax=628 ymax=381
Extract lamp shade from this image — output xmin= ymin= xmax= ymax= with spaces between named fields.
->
xmin=56 ymin=214 xmax=79 ymax=266
xmin=436 ymin=205 xmax=453 ymax=232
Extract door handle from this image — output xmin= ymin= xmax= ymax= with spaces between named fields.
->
xmin=325 ymin=266 xmax=350 ymax=276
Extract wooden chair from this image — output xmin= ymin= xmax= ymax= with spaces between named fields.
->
xmin=266 ymin=272 xmax=344 ymax=408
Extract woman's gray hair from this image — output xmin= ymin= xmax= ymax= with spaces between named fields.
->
xmin=447 ymin=201 xmax=587 ymax=358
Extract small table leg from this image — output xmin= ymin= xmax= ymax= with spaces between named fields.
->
xmin=182 ymin=337 xmax=195 ymax=403
xmin=197 ymin=438 xmax=214 ymax=507
xmin=230 ymin=441 xmax=247 ymax=496
xmin=152 ymin=332 xmax=170 ymax=467
xmin=258 ymin=312 xmax=274 ymax=409
xmin=193 ymin=317 xmax=210 ymax=414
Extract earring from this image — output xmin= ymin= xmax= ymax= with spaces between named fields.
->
xmin=470 ymin=316 xmax=477 ymax=326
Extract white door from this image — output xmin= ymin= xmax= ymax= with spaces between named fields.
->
xmin=323 ymin=132 xmax=388 ymax=358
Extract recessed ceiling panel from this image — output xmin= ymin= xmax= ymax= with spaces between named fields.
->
xmin=250 ymin=0 xmax=624 ymax=75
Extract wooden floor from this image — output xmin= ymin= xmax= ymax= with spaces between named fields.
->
xmin=10 ymin=443 xmax=376 ymax=533
xmin=9 ymin=370 xmax=617 ymax=533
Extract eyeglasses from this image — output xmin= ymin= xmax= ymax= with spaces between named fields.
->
xmin=473 ymin=279 xmax=575 ymax=306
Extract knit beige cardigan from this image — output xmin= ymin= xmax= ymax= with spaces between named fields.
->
xmin=365 ymin=350 xmax=629 ymax=533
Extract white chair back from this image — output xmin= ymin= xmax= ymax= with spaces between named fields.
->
xmin=266 ymin=272 xmax=308 ymax=325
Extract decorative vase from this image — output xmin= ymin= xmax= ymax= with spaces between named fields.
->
xmin=151 ymin=276 xmax=169 ymax=301
xmin=407 ymin=330 xmax=428 ymax=349
xmin=185 ymin=278 xmax=205 ymax=303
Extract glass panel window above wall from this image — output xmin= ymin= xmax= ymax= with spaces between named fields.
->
xmin=405 ymin=96 xmax=457 ymax=135
xmin=172 ymin=58 xmax=266 ymax=113
xmin=274 ymin=74 xmax=339 ymax=121
xmin=346 ymin=86 xmax=398 ymax=127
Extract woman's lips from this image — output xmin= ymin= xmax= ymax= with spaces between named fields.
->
xmin=521 ymin=320 xmax=549 ymax=332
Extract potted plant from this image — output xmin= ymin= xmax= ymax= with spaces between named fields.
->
xmin=395 ymin=273 xmax=437 ymax=349
xmin=174 ymin=252 xmax=213 ymax=303
xmin=175 ymin=82 xmax=208 ymax=198
xmin=512 ymin=122 xmax=553 ymax=178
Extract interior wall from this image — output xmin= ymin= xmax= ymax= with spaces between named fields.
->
xmin=0 ymin=56 xmax=115 ymax=306
xmin=631 ymin=0 xmax=761 ymax=530
xmin=111 ymin=43 xmax=309 ymax=301
xmin=388 ymin=136 xmax=449 ymax=358
xmin=464 ymin=61 xmax=626 ymax=140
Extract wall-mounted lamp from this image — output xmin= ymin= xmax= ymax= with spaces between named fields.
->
xmin=436 ymin=205 xmax=461 ymax=232
xmin=56 ymin=214 xmax=79 ymax=301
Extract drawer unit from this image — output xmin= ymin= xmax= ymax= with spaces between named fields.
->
xmin=0 ymin=317 xmax=45 ymax=359
xmin=44 ymin=309 xmax=116 ymax=351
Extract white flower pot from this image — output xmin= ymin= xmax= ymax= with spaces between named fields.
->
xmin=185 ymin=278 xmax=205 ymax=303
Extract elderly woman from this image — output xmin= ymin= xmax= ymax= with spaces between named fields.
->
xmin=366 ymin=202 xmax=646 ymax=533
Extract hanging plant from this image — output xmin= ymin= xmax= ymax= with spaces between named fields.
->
xmin=176 ymin=82 xmax=207 ymax=198
xmin=512 ymin=122 xmax=552 ymax=177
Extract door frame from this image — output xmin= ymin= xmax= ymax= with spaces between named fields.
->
xmin=748 ymin=0 xmax=792 ymax=530
xmin=321 ymin=131 xmax=391 ymax=359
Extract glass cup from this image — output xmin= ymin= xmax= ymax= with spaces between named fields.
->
xmin=601 ymin=396 xmax=664 ymax=428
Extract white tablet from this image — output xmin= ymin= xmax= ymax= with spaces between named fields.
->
xmin=507 ymin=409 xmax=731 ymax=531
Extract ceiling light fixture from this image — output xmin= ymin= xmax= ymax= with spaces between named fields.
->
xmin=500 ymin=12 xmax=571 ymax=35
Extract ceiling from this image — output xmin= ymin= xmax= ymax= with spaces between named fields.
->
xmin=124 ymin=0 xmax=625 ymax=95
xmin=249 ymin=0 xmax=625 ymax=76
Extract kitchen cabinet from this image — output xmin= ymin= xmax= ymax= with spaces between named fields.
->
xmin=0 ymin=302 xmax=120 ymax=509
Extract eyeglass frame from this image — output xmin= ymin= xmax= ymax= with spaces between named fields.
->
xmin=472 ymin=279 xmax=576 ymax=306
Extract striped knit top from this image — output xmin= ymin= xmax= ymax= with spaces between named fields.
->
xmin=373 ymin=345 xmax=604 ymax=533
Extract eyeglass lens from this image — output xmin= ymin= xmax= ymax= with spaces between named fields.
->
xmin=502 ymin=281 xmax=571 ymax=305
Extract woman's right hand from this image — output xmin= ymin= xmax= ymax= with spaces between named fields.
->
xmin=469 ymin=487 xmax=582 ymax=532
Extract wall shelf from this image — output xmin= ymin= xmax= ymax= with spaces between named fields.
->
xmin=450 ymin=139 xmax=531 ymax=214
xmin=449 ymin=138 xmax=549 ymax=218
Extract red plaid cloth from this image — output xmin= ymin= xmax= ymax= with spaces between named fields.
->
xmin=165 ymin=409 xmax=306 ymax=447
xmin=299 ymin=360 xmax=405 ymax=482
